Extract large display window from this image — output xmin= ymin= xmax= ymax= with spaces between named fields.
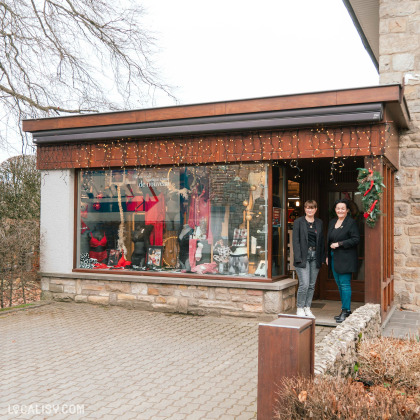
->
xmin=77 ymin=163 xmax=271 ymax=278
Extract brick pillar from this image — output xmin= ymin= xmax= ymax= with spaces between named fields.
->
xmin=379 ymin=0 xmax=420 ymax=307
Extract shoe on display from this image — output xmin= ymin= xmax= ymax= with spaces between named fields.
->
xmin=296 ymin=308 xmax=305 ymax=317
xmin=304 ymin=307 xmax=315 ymax=318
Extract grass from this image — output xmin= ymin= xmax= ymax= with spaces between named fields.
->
xmin=0 ymin=302 xmax=37 ymax=312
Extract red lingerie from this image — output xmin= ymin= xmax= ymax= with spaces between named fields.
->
xmin=89 ymin=233 xmax=107 ymax=248
xmin=89 ymin=232 xmax=108 ymax=263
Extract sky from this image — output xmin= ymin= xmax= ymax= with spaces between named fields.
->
xmin=0 ymin=0 xmax=379 ymax=163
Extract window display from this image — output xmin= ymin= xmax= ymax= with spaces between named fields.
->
xmin=77 ymin=164 xmax=268 ymax=278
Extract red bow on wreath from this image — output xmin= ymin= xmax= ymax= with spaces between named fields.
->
xmin=364 ymin=200 xmax=378 ymax=218
xmin=363 ymin=169 xmax=374 ymax=197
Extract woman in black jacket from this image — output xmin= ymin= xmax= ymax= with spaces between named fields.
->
xmin=327 ymin=199 xmax=360 ymax=323
xmin=292 ymin=200 xmax=325 ymax=318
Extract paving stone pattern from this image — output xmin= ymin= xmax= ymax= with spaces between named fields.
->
xmin=382 ymin=309 xmax=420 ymax=339
xmin=0 ymin=303 xmax=332 ymax=420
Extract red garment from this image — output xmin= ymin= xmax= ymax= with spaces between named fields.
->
xmin=188 ymin=193 xmax=197 ymax=228
xmin=192 ymin=262 xmax=218 ymax=275
xmin=114 ymin=254 xmax=131 ymax=268
xmin=89 ymin=232 xmax=107 ymax=262
xmin=89 ymin=232 xmax=107 ymax=247
xmin=90 ymin=250 xmax=108 ymax=263
xmin=127 ymin=195 xmax=145 ymax=212
xmin=93 ymin=262 xmax=108 ymax=269
xmin=189 ymin=238 xmax=198 ymax=270
xmin=145 ymin=193 xmax=165 ymax=245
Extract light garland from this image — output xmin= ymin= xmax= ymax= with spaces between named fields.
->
xmin=37 ymin=125 xmax=392 ymax=185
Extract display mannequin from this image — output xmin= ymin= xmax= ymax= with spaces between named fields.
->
xmin=89 ymin=227 xmax=108 ymax=263
xmin=131 ymin=224 xmax=154 ymax=267
xmin=178 ymin=224 xmax=194 ymax=271
xmin=166 ymin=194 xmax=180 ymax=230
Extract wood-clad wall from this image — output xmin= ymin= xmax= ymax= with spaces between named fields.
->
xmin=36 ymin=125 xmax=386 ymax=170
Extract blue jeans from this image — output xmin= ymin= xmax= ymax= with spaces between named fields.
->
xmin=331 ymin=253 xmax=352 ymax=311
xmin=295 ymin=249 xmax=319 ymax=308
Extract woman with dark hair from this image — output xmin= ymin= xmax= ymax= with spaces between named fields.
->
xmin=292 ymin=200 xmax=325 ymax=317
xmin=327 ymin=199 xmax=360 ymax=323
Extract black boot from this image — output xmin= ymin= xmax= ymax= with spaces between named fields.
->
xmin=336 ymin=310 xmax=351 ymax=323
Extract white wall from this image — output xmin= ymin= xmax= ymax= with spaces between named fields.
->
xmin=40 ymin=169 xmax=75 ymax=273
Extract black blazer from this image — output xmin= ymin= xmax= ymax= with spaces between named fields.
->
xmin=292 ymin=217 xmax=325 ymax=269
xmin=327 ymin=215 xmax=360 ymax=274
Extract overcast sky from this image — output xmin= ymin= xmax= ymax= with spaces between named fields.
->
xmin=1 ymin=0 xmax=378 ymax=162
xmin=142 ymin=0 xmax=379 ymax=106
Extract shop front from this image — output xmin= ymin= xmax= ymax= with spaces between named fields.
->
xmin=23 ymin=85 xmax=409 ymax=320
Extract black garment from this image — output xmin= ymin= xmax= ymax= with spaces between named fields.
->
xmin=178 ymin=227 xmax=194 ymax=264
xmin=327 ymin=215 xmax=360 ymax=274
xmin=131 ymin=225 xmax=153 ymax=266
xmin=307 ymin=221 xmax=317 ymax=248
xmin=292 ymin=217 xmax=325 ymax=269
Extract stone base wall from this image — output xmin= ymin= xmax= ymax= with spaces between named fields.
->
xmin=40 ymin=273 xmax=297 ymax=320
xmin=314 ymin=304 xmax=381 ymax=377
xmin=379 ymin=0 xmax=420 ymax=308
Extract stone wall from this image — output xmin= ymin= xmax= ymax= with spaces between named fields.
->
xmin=40 ymin=273 xmax=297 ymax=320
xmin=314 ymin=304 xmax=381 ymax=377
xmin=380 ymin=0 xmax=420 ymax=307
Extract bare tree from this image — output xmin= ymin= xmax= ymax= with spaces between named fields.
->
xmin=0 ymin=0 xmax=172 ymax=152
xmin=0 ymin=155 xmax=40 ymax=219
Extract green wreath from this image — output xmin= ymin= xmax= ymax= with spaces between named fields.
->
xmin=356 ymin=168 xmax=385 ymax=228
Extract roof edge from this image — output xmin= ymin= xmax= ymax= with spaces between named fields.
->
xmin=23 ymin=84 xmax=405 ymax=133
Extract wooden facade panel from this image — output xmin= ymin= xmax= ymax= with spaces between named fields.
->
xmin=23 ymin=85 xmax=404 ymax=133
xmin=336 ymin=85 xmax=400 ymax=106
xmin=36 ymin=126 xmax=387 ymax=170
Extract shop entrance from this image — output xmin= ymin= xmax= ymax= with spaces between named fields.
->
xmin=287 ymin=157 xmax=365 ymax=302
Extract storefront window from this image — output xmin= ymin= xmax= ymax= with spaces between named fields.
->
xmin=272 ymin=166 xmax=286 ymax=276
xmin=77 ymin=164 xmax=269 ymax=278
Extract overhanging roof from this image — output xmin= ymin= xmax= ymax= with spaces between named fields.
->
xmin=342 ymin=0 xmax=379 ymax=70
xmin=22 ymin=85 xmax=409 ymax=145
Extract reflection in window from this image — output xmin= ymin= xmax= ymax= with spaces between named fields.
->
xmin=78 ymin=164 xmax=268 ymax=278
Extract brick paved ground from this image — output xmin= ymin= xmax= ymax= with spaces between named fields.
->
xmin=0 ymin=302 xmax=333 ymax=420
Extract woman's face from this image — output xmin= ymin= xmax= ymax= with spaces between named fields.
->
xmin=335 ymin=203 xmax=348 ymax=218
xmin=304 ymin=206 xmax=317 ymax=217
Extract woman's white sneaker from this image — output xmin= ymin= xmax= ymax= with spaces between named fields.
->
xmin=304 ymin=307 xmax=315 ymax=318
xmin=296 ymin=308 xmax=305 ymax=317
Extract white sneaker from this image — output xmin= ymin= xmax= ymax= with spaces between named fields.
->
xmin=296 ymin=308 xmax=305 ymax=317
xmin=304 ymin=307 xmax=315 ymax=318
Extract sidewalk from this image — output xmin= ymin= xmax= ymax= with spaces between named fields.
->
xmin=382 ymin=308 xmax=420 ymax=338
xmin=0 ymin=302 xmax=331 ymax=420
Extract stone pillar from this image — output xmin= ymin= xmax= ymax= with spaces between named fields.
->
xmin=379 ymin=0 xmax=420 ymax=307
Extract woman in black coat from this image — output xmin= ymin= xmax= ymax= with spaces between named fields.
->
xmin=292 ymin=200 xmax=325 ymax=318
xmin=327 ymin=199 xmax=360 ymax=323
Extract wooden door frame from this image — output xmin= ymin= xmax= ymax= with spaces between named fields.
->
xmin=364 ymin=157 xmax=395 ymax=320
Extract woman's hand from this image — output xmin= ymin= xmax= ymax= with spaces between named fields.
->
xmin=330 ymin=242 xmax=340 ymax=249
xmin=326 ymin=258 xmax=328 ymax=265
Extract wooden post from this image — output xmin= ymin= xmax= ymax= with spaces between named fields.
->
xmin=257 ymin=315 xmax=315 ymax=420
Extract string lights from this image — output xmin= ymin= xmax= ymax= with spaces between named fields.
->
xmin=37 ymin=124 xmax=392 ymax=178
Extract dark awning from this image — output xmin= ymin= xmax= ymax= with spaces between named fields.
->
xmin=32 ymin=103 xmax=383 ymax=144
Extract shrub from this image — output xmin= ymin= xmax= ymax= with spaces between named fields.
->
xmin=274 ymin=376 xmax=420 ymax=420
xmin=355 ymin=336 xmax=420 ymax=392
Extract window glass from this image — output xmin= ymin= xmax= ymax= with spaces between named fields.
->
xmin=272 ymin=165 xmax=286 ymax=276
xmin=78 ymin=164 xmax=268 ymax=278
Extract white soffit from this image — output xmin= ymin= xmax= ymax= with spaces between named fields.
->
xmin=343 ymin=0 xmax=379 ymax=69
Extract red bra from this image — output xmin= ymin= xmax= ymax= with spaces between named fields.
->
xmin=90 ymin=232 xmax=107 ymax=247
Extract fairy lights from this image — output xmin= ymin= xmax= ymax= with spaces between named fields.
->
xmin=37 ymin=125 xmax=393 ymax=181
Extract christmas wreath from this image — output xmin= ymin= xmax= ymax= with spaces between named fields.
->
xmin=356 ymin=168 xmax=385 ymax=228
